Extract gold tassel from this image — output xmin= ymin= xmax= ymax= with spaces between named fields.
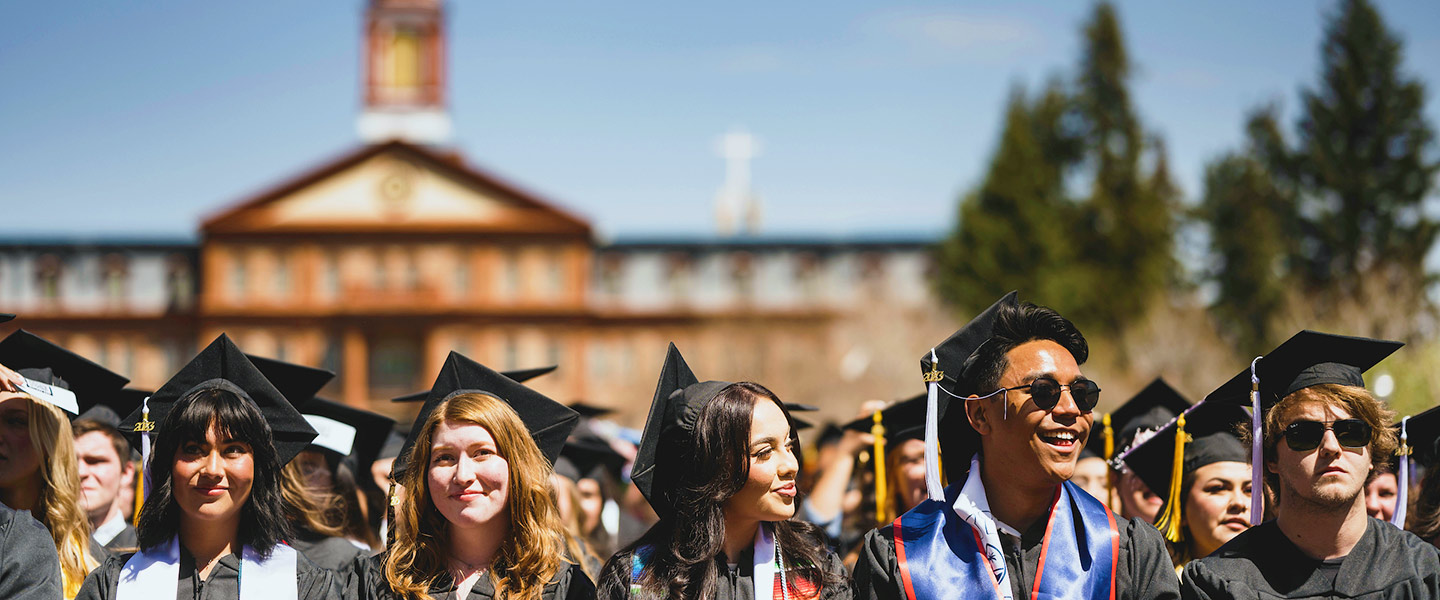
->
xmin=1102 ymin=412 xmax=1115 ymax=507
xmin=385 ymin=480 xmax=398 ymax=549
xmin=1154 ymin=413 xmax=1189 ymax=543
xmin=132 ymin=460 xmax=144 ymax=523
xmin=871 ymin=410 xmax=888 ymax=527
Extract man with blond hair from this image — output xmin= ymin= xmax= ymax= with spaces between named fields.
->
xmin=1182 ymin=331 xmax=1440 ymax=598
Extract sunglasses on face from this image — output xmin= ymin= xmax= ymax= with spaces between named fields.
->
xmin=998 ymin=376 xmax=1101 ymax=412
xmin=1282 ymin=418 xmax=1372 ymax=452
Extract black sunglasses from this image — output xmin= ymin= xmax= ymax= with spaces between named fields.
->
xmin=999 ymin=376 xmax=1101 ymax=412
xmin=1282 ymin=419 xmax=1373 ymax=452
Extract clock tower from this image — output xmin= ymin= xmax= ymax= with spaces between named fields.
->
xmin=357 ymin=0 xmax=451 ymax=145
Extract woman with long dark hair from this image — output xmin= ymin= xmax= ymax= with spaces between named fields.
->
xmin=350 ymin=352 xmax=592 ymax=600
xmin=75 ymin=335 xmax=340 ymax=600
xmin=597 ymin=344 xmax=850 ymax=600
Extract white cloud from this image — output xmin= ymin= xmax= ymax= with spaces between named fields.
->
xmin=861 ymin=8 xmax=1045 ymax=65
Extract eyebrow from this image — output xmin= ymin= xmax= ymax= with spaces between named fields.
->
xmin=750 ymin=435 xmax=783 ymax=448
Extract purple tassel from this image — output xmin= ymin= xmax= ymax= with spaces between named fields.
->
xmin=1392 ymin=416 xmax=1409 ymax=528
xmin=1249 ymin=357 xmax=1264 ymax=522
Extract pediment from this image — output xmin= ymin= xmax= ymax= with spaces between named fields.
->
xmin=202 ymin=141 xmax=591 ymax=237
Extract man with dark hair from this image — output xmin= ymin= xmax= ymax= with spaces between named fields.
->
xmin=1182 ymin=330 xmax=1440 ymax=598
xmin=72 ymin=418 xmax=137 ymax=550
xmin=854 ymin=291 xmax=1177 ymax=600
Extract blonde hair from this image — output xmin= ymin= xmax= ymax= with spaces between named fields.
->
xmin=25 ymin=397 xmax=100 ymax=598
xmin=280 ymin=461 xmax=348 ymax=538
xmin=384 ymin=393 xmax=570 ymax=600
xmin=549 ymin=473 xmax=600 ymax=581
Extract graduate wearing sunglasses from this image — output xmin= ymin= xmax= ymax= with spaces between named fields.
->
xmin=1181 ymin=331 xmax=1440 ymax=600
xmin=853 ymin=292 xmax=1178 ymax=600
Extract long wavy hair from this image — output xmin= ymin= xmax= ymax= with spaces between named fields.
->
xmin=280 ymin=461 xmax=348 ymax=538
xmin=599 ymin=382 xmax=847 ymax=600
xmin=384 ymin=393 xmax=570 ymax=600
xmin=136 ymin=387 xmax=292 ymax=557
xmin=24 ymin=397 xmax=99 ymax=598
xmin=549 ymin=472 xmax=602 ymax=580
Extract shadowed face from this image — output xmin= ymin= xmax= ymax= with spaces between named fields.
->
xmin=1183 ymin=460 xmax=1251 ymax=558
xmin=172 ymin=424 xmax=254 ymax=527
xmin=1364 ymin=471 xmax=1398 ymax=521
xmin=0 ymin=394 xmax=39 ymax=494
xmin=76 ymin=430 xmax=132 ymax=522
xmin=971 ymin=340 xmax=1092 ymax=488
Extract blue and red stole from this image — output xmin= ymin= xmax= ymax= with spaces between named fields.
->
xmin=893 ymin=481 xmax=1118 ymax=600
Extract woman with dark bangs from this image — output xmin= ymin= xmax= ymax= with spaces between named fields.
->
xmin=75 ymin=335 xmax=340 ymax=600
xmin=597 ymin=345 xmax=851 ymax=600
xmin=350 ymin=352 xmax=592 ymax=600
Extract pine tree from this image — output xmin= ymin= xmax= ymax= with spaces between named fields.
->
xmin=1292 ymin=0 xmax=1439 ymax=296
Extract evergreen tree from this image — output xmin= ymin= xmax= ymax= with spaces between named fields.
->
xmin=1073 ymin=2 xmax=1176 ymax=333
xmin=936 ymin=85 xmax=1083 ymax=316
xmin=1291 ymin=0 xmax=1439 ymax=296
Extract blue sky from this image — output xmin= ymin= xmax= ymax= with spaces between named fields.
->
xmin=2 ymin=1 xmax=1438 ymax=240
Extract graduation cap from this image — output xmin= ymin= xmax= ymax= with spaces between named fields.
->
xmin=117 ymin=334 xmax=318 ymax=466
xmin=1203 ymin=330 xmax=1401 ymax=527
xmin=556 ymin=424 xmax=626 ymax=483
xmin=1118 ymin=399 xmax=1250 ymax=542
xmin=843 ymin=393 xmax=933 ymax=525
xmin=0 ymin=314 xmax=14 ymax=322
xmin=301 ymin=397 xmax=396 ymax=475
xmin=390 ymin=365 xmax=559 ymax=404
xmin=1105 ymin=378 xmax=1193 ymax=459
xmin=391 ymin=353 xmax=579 ymax=479
xmin=917 ymin=292 xmax=1019 ymax=494
xmin=1386 ymin=406 xmax=1440 ymax=529
xmin=246 ymin=355 xmax=335 ymax=407
xmin=77 ymin=388 xmax=152 ymax=430
xmin=0 ymin=329 xmax=130 ymax=417
xmin=631 ymin=343 xmax=737 ymax=518
xmin=567 ymin=402 xmax=614 ymax=419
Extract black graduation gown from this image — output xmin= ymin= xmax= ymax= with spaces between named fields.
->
xmin=852 ymin=510 xmax=1178 ymax=600
xmin=349 ymin=552 xmax=596 ymax=600
xmin=102 ymin=524 xmax=139 ymax=553
xmin=598 ymin=546 xmax=853 ymax=600
xmin=1181 ymin=517 xmax=1440 ymax=599
xmin=289 ymin=530 xmax=367 ymax=573
xmin=74 ymin=545 xmax=342 ymax=600
xmin=0 ymin=503 xmax=63 ymax=600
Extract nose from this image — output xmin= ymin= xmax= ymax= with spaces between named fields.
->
xmin=453 ymin=455 xmax=477 ymax=485
xmin=1318 ymin=429 xmax=1343 ymax=455
xmin=1051 ymin=386 xmax=1083 ymax=418
xmin=778 ymin=443 xmax=800 ymax=479
xmin=198 ymin=450 xmax=223 ymax=477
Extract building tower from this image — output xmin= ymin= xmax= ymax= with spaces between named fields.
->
xmin=357 ymin=0 xmax=452 ymax=145
xmin=714 ymin=128 xmax=763 ymax=236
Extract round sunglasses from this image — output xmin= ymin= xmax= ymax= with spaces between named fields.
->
xmin=994 ymin=376 xmax=1102 ymax=412
xmin=1281 ymin=418 xmax=1372 ymax=452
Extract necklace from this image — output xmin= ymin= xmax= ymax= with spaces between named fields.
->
xmin=775 ymin=539 xmax=789 ymax=600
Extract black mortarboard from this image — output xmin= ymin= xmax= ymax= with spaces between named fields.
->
xmin=1119 ymin=398 xmax=1250 ymax=542
xmin=301 ymin=397 xmax=397 ymax=474
xmin=390 ymin=365 xmax=558 ymax=404
xmin=1204 ymin=330 xmax=1402 ymax=410
xmin=1109 ymin=378 xmax=1193 ymax=453
xmin=793 ymin=417 xmax=815 ymax=431
xmin=631 ymin=343 xmax=736 ymax=518
xmin=378 ymin=428 xmax=407 ymax=461
xmin=785 ymin=403 xmax=820 ymax=413
xmin=77 ymin=388 xmax=152 ymax=429
xmin=557 ymin=425 xmax=626 ymax=483
xmin=568 ymin=402 xmax=614 ymax=419
xmin=246 ymin=355 xmax=335 ymax=407
xmin=0 ymin=329 xmax=130 ymax=416
xmin=918 ymin=292 xmax=1018 ymax=479
xmin=842 ymin=393 xmax=934 ymax=451
xmin=0 ymin=314 xmax=14 ymax=322
xmin=391 ymin=353 xmax=579 ymax=478
xmin=117 ymin=334 xmax=318 ymax=465
xmin=1403 ymin=406 xmax=1440 ymax=469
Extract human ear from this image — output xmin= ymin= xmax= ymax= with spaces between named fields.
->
xmin=966 ymin=395 xmax=991 ymax=435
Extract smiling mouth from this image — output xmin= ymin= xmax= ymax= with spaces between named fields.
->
xmin=194 ymin=486 xmax=228 ymax=497
xmin=774 ymin=484 xmax=797 ymax=498
xmin=1039 ymin=431 xmax=1079 ymax=450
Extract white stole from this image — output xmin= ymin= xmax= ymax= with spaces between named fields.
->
xmin=752 ymin=522 xmax=781 ymax=600
xmin=116 ymin=537 xmax=299 ymax=600
xmin=951 ymin=454 xmax=1014 ymax=600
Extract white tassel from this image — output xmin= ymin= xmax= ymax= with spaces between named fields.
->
xmin=924 ymin=349 xmax=945 ymax=500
